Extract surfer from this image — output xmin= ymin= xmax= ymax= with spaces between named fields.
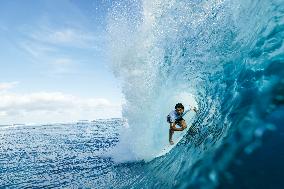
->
xmin=167 ymin=103 xmax=197 ymax=145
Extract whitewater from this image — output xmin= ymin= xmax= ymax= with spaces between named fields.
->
xmin=1 ymin=0 xmax=283 ymax=188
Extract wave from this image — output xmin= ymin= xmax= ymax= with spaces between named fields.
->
xmin=105 ymin=0 xmax=284 ymax=188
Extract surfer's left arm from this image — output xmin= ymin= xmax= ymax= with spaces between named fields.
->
xmin=170 ymin=122 xmax=184 ymax=131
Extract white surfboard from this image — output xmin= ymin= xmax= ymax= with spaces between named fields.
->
xmin=155 ymin=125 xmax=190 ymax=158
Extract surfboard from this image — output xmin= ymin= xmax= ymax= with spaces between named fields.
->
xmin=155 ymin=125 xmax=190 ymax=158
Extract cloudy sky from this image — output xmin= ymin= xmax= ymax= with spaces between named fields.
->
xmin=0 ymin=0 xmax=123 ymax=124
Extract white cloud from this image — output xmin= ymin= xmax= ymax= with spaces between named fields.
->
xmin=19 ymin=41 xmax=78 ymax=75
xmin=0 ymin=111 xmax=7 ymax=116
xmin=30 ymin=27 xmax=100 ymax=49
xmin=49 ymin=29 xmax=77 ymax=43
xmin=20 ymin=41 xmax=56 ymax=58
xmin=19 ymin=26 xmax=103 ymax=75
xmin=0 ymin=81 xmax=19 ymax=91
xmin=0 ymin=91 xmax=122 ymax=124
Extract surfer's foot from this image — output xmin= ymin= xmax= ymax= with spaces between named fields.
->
xmin=169 ymin=140 xmax=174 ymax=145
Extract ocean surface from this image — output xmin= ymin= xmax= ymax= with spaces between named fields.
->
xmin=0 ymin=119 xmax=122 ymax=188
xmin=2 ymin=0 xmax=284 ymax=188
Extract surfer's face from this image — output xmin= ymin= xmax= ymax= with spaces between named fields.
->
xmin=175 ymin=108 xmax=184 ymax=115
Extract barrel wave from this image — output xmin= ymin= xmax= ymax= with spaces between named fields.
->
xmin=104 ymin=0 xmax=284 ymax=188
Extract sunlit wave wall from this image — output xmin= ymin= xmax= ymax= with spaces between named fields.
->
xmin=105 ymin=0 xmax=284 ymax=188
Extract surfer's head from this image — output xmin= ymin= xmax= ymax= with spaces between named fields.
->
xmin=175 ymin=103 xmax=184 ymax=115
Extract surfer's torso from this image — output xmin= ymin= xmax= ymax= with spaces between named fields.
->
xmin=167 ymin=108 xmax=190 ymax=123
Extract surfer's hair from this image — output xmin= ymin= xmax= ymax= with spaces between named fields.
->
xmin=175 ymin=103 xmax=184 ymax=110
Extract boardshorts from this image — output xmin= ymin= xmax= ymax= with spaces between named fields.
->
xmin=167 ymin=115 xmax=184 ymax=125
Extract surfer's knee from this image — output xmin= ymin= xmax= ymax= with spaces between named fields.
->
xmin=181 ymin=122 xmax=187 ymax=129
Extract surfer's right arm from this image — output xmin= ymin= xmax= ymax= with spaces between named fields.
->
xmin=185 ymin=106 xmax=198 ymax=115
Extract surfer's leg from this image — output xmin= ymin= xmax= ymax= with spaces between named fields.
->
xmin=169 ymin=128 xmax=174 ymax=144
xmin=169 ymin=123 xmax=175 ymax=145
xmin=170 ymin=126 xmax=183 ymax=131
xmin=180 ymin=120 xmax=187 ymax=130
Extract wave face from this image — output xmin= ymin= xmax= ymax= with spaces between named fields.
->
xmin=106 ymin=0 xmax=284 ymax=188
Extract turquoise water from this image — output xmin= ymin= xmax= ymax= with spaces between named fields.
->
xmin=106 ymin=0 xmax=284 ymax=188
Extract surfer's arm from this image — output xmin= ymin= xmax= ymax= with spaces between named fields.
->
xmin=170 ymin=122 xmax=184 ymax=131
xmin=183 ymin=106 xmax=198 ymax=116
xmin=181 ymin=109 xmax=190 ymax=117
xmin=180 ymin=106 xmax=192 ymax=117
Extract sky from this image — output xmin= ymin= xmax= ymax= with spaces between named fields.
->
xmin=0 ymin=0 xmax=124 ymax=124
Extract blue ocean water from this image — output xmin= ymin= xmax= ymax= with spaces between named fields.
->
xmin=0 ymin=119 xmax=123 ymax=188
xmin=1 ymin=0 xmax=284 ymax=188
